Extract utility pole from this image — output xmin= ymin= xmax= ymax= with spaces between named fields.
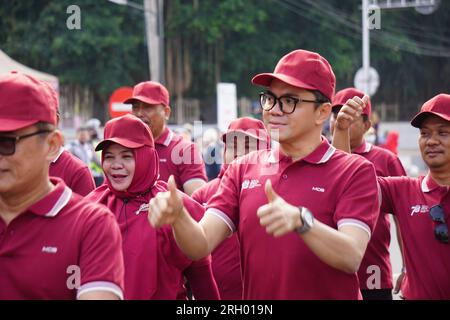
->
xmin=109 ymin=0 xmax=165 ymax=84
xmin=143 ymin=0 xmax=165 ymax=84
xmin=362 ymin=0 xmax=370 ymax=96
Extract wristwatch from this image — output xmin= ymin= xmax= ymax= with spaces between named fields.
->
xmin=295 ymin=207 xmax=314 ymax=234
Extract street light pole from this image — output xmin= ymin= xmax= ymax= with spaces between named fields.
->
xmin=362 ymin=0 xmax=370 ymax=95
xmin=109 ymin=0 xmax=165 ymax=84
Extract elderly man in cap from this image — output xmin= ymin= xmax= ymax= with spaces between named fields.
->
xmin=330 ymin=88 xmax=407 ymax=300
xmin=0 ymin=73 xmax=124 ymax=300
xmin=148 ymin=50 xmax=380 ymax=299
xmin=127 ymin=81 xmax=207 ymax=196
xmin=333 ymin=93 xmax=450 ymax=299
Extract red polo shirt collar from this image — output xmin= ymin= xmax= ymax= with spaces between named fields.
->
xmin=28 ymin=178 xmax=72 ymax=218
xmin=52 ymin=147 xmax=65 ymax=163
xmin=421 ymin=173 xmax=449 ymax=193
xmin=155 ymin=127 xmax=174 ymax=147
xmin=353 ymin=140 xmax=372 ymax=155
xmin=268 ymin=137 xmax=336 ymax=165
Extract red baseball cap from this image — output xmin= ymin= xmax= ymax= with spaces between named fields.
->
xmin=222 ymin=117 xmax=270 ymax=146
xmin=123 ymin=81 xmax=170 ymax=106
xmin=411 ymin=94 xmax=450 ymax=128
xmin=251 ymin=49 xmax=336 ymax=101
xmin=332 ymin=88 xmax=371 ymax=117
xmin=0 ymin=73 xmax=58 ymax=132
xmin=96 ymin=114 xmax=155 ymax=151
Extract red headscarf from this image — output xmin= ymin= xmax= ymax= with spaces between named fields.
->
xmin=86 ymin=114 xmax=166 ymax=299
xmin=92 ymin=114 xmax=167 ymax=201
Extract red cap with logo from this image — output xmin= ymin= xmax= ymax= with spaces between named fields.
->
xmin=411 ymin=94 xmax=450 ymax=128
xmin=0 ymin=72 xmax=58 ymax=132
xmin=96 ymin=114 xmax=155 ymax=151
xmin=123 ymin=81 xmax=170 ymax=106
xmin=332 ymin=88 xmax=371 ymax=116
xmin=251 ymin=49 xmax=336 ymax=101
xmin=222 ymin=117 xmax=270 ymax=147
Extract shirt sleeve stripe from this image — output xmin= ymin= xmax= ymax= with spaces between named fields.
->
xmin=183 ymin=178 xmax=207 ymax=186
xmin=337 ymin=218 xmax=372 ymax=239
xmin=77 ymin=281 xmax=124 ymax=300
xmin=205 ymin=208 xmax=235 ymax=235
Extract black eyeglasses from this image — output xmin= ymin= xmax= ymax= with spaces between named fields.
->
xmin=0 ymin=130 xmax=52 ymax=156
xmin=429 ymin=204 xmax=449 ymax=244
xmin=259 ymin=91 xmax=324 ymax=114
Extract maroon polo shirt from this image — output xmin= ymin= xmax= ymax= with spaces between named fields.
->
xmin=86 ymin=182 xmax=219 ymax=300
xmin=206 ymin=139 xmax=380 ymax=299
xmin=192 ymin=175 xmax=243 ymax=300
xmin=379 ymin=174 xmax=450 ymax=299
xmin=49 ymin=148 xmax=95 ymax=196
xmin=0 ymin=178 xmax=124 ymax=300
xmin=155 ymin=127 xmax=207 ymax=191
xmin=353 ymin=141 xmax=406 ymax=291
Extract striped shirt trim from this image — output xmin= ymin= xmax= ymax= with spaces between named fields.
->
xmin=317 ymin=145 xmax=336 ymax=164
xmin=45 ymin=187 xmax=72 ymax=218
xmin=77 ymin=281 xmax=124 ymax=300
xmin=52 ymin=147 xmax=65 ymax=163
xmin=205 ymin=208 xmax=235 ymax=235
xmin=337 ymin=218 xmax=371 ymax=239
xmin=162 ymin=130 xmax=174 ymax=146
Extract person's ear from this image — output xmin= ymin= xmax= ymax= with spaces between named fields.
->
xmin=46 ymin=130 xmax=63 ymax=162
xmin=164 ymin=105 xmax=171 ymax=121
xmin=316 ymin=103 xmax=332 ymax=125
xmin=364 ymin=119 xmax=372 ymax=133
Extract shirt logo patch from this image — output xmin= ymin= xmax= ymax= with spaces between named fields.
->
xmin=312 ymin=187 xmax=325 ymax=193
xmin=42 ymin=246 xmax=58 ymax=254
xmin=135 ymin=203 xmax=149 ymax=215
xmin=160 ymin=159 xmax=167 ymax=163
xmin=242 ymin=179 xmax=262 ymax=190
xmin=410 ymin=205 xmax=429 ymax=216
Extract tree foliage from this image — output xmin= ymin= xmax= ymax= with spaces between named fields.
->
xmin=0 ymin=0 xmax=449 ymax=122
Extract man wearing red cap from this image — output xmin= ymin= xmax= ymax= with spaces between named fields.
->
xmin=330 ymin=88 xmax=406 ymax=300
xmin=126 ymin=81 xmax=207 ymax=196
xmin=48 ymin=101 xmax=96 ymax=196
xmin=333 ymin=93 xmax=450 ymax=299
xmin=0 ymin=73 xmax=124 ymax=299
xmin=191 ymin=117 xmax=270 ymax=300
xmin=148 ymin=50 xmax=380 ymax=299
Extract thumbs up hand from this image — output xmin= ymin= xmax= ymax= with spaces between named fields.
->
xmin=148 ymin=175 xmax=184 ymax=228
xmin=257 ymin=180 xmax=303 ymax=238
xmin=335 ymin=94 xmax=370 ymax=131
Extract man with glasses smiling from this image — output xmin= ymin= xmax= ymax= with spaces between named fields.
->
xmin=148 ymin=49 xmax=380 ymax=299
xmin=333 ymin=93 xmax=450 ymax=299
xmin=0 ymin=73 xmax=124 ymax=300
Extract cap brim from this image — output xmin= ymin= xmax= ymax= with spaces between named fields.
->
xmin=0 ymin=118 xmax=39 ymax=132
xmin=123 ymin=96 xmax=165 ymax=105
xmin=251 ymin=73 xmax=318 ymax=92
xmin=411 ymin=111 xmax=450 ymax=128
xmin=222 ymin=130 xmax=268 ymax=143
xmin=96 ymin=138 xmax=144 ymax=151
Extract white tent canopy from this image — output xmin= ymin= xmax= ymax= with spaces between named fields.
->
xmin=0 ymin=49 xmax=59 ymax=92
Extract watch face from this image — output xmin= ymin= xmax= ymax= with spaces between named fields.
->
xmin=304 ymin=211 xmax=314 ymax=226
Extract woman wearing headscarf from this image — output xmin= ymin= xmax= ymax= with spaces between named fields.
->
xmin=86 ymin=114 xmax=219 ymax=300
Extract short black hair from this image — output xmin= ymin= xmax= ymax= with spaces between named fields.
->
xmin=311 ymin=90 xmax=331 ymax=104
xmin=34 ymin=122 xmax=54 ymax=140
xmin=311 ymin=90 xmax=331 ymax=110
xmin=35 ymin=122 xmax=55 ymax=131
